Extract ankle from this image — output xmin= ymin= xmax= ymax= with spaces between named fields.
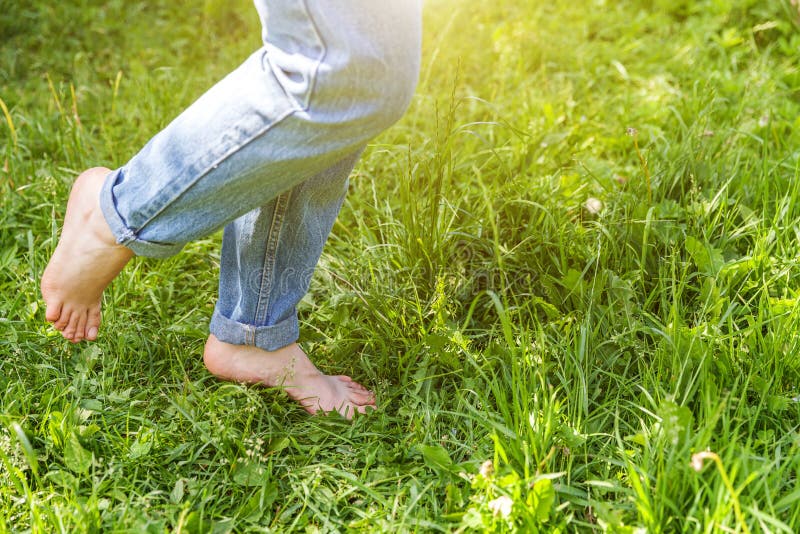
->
xmin=203 ymin=336 xmax=322 ymax=387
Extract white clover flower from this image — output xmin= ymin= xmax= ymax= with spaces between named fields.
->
xmin=488 ymin=495 xmax=513 ymax=518
xmin=584 ymin=197 xmax=603 ymax=215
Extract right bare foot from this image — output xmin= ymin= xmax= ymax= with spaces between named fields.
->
xmin=203 ymin=334 xmax=377 ymax=419
xmin=41 ymin=167 xmax=134 ymax=343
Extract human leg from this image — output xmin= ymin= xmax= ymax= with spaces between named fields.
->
xmin=41 ymin=0 xmax=420 ymax=364
xmin=96 ymin=0 xmax=422 ymax=258
xmin=202 ymin=150 xmax=378 ymax=417
xmin=209 ymin=149 xmax=361 ymax=351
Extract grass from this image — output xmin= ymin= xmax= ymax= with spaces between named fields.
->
xmin=2 ymin=0 xmax=800 ymax=531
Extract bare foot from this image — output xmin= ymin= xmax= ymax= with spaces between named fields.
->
xmin=41 ymin=167 xmax=134 ymax=343
xmin=203 ymin=334 xmax=376 ymax=419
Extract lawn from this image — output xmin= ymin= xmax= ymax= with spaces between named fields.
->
xmin=2 ymin=0 xmax=800 ymax=531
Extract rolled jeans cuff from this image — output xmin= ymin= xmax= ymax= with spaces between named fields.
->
xmin=209 ymin=308 xmax=299 ymax=352
xmin=99 ymin=168 xmax=185 ymax=259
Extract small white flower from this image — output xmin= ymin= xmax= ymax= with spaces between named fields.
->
xmin=488 ymin=495 xmax=513 ymax=518
xmin=690 ymin=450 xmax=715 ymax=472
xmin=584 ymin=197 xmax=603 ymax=215
xmin=479 ymin=460 xmax=494 ymax=478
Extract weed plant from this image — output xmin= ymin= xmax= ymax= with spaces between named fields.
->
xmin=2 ymin=0 xmax=800 ymax=531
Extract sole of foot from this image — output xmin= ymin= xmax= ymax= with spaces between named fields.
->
xmin=203 ymin=334 xmax=376 ymax=420
xmin=41 ymin=167 xmax=134 ymax=343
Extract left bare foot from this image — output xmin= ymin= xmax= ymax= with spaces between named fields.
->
xmin=41 ymin=167 xmax=134 ymax=342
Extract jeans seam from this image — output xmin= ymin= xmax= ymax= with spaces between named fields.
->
xmin=245 ymin=324 xmax=255 ymax=346
xmin=254 ymin=190 xmax=292 ymax=325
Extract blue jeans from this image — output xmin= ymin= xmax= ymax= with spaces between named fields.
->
xmin=98 ymin=1 xmax=422 ymax=350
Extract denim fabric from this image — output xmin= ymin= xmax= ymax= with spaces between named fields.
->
xmin=209 ymin=150 xmax=360 ymax=350
xmin=98 ymin=0 xmax=421 ymax=350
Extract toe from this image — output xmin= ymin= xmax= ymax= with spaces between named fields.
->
xmin=86 ymin=308 xmax=101 ymax=340
xmin=355 ymin=393 xmax=377 ymax=406
xmin=44 ymin=301 xmax=63 ymax=323
xmin=347 ymin=381 xmax=372 ymax=393
xmin=73 ymin=312 xmax=88 ymax=343
xmin=336 ymin=376 xmax=372 ymax=392
xmin=53 ymin=309 xmax=72 ymax=331
xmin=86 ymin=326 xmax=99 ymax=341
xmin=62 ymin=311 xmax=83 ymax=342
xmin=62 ymin=327 xmax=76 ymax=341
xmin=346 ymin=385 xmax=376 ymax=405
